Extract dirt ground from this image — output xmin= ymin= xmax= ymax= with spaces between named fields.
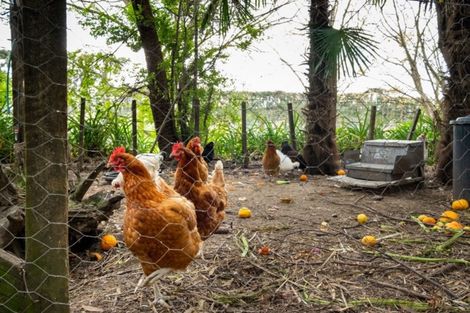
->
xmin=69 ymin=164 xmax=470 ymax=313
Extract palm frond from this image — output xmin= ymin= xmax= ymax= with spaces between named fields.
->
xmin=310 ymin=27 xmax=378 ymax=79
xmin=201 ymin=0 xmax=269 ymax=33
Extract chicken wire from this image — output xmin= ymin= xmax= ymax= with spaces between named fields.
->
xmin=0 ymin=1 xmax=470 ymax=313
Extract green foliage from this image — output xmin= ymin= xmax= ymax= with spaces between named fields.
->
xmin=206 ymin=92 xmax=305 ymax=160
xmin=0 ymin=66 xmax=13 ymax=163
xmin=311 ymin=27 xmax=378 ymax=78
xmin=0 ymin=113 xmax=14 ymax=163
xmin=72 ymin=0 xmax=275 ymax=142
xmin=336 ymin=104 xmax=438 ymax=164
xmin=383 ymin=114 xmax=438 ymax=163
xmin=67 ymin=51 xmax=154 ymax=156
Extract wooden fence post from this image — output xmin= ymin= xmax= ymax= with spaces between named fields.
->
xmin=241 ymin=101 xmax=249 ymax=168
xmin=23 ymin=1 xmax=70 ymax=311
xmin=131 ymin=99 xmax=137 ymax=155
xmin=78 ymin=97 xmax=86 ymax=172
xmin=368 ymin=105 xmax=377 ymax=140
xmin=407 ymin=108 xmax=421 ymax=140
xmin=287 ymin=102 xmax=297 ymax=151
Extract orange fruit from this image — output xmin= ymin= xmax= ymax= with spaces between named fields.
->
xmin=300 ymin=174 xmax=308 ymax=182
xmin=441 ymin=210 xmax=460 ymax=221
xmin=357 ymin=214 xmax=368 ymax=224
xmin=451 ymin=199 xmax=469 ymax=210
xmin=337 ymin=169 xmax=346 ymax=176
xmin=100 ymin=234 xmax=118 ymax=250
xmin=422 ymin=217 xmax=436 ymax=225
xmin=445 ymin=221 xmax=464 ymax=231
xmin=361 ymin=235 xmax=377 ymax=247
xmin=417 ymin=215 xmax=427 ymax=222
xmin=258 ymin=246 xmax=271 ymax=255
xmin=238 ymin=207 xmax=252 ymax=218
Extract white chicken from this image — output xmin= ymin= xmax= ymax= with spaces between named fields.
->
xmin=112 ymin=153 xmax=165 ymax=189
xmin=276 ymin=150 xmax=300 ymax=172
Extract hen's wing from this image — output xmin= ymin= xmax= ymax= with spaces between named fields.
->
xmin=124 ymin=197 xmax=200 ymax=275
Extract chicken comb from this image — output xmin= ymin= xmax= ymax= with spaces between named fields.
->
xmin=172 ymin=141 xmax=184 ymax=154
xmin=110 ymin=146 xmax=126 ymax=161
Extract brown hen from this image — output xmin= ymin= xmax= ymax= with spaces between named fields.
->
xmin=107 ymin=146 xmax=201 ymax=304
xmin=171 ymin=142 xmax=227 ymax=240
xmin=262 ymin=140 xmax=280 ymax=176
xmin=186 ymin=136 xmax=209 ymax=182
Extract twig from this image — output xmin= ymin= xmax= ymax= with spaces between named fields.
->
xmin=377 ymin=249 xmax=459 ymax=299
xmin=316 ymin=250 xmax=336 ymax=273
xmin=435 ymin=231 xmax=465 ymax=253
xmin=363 ymin=251 xmax=470 ymax=265
xmin=411 ymin=216 xmax=430 ymax=233
xmin=247 ymin=259 xmax=309 ymax=290
xmin=70 ymin=161 xmax=106 ymax=202
xmin=371 ymin=280 xmax=432 ymax=300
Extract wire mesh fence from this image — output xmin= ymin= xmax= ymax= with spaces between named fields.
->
xmin=1 ymin=1 xmax=470 ymax=313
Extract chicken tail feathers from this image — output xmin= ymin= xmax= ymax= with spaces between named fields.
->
xmin=214 ymin=160 xmax=223 ymax=171
xmin=211 ymin=160 xmax=225 ymax=188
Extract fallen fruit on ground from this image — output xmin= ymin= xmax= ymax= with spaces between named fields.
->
xmin=422 ymin=216 xmax=436 ymax=225
xmin=100 ymin=234 xmax=118 ymax=251
xmin=89 ymin=252 xmax=103 ymax=261
xmin=451 ymin=199 xmax=469 ymax=210
xmin=337 ymin=169 xmax=346 ymax=175
xmin=417 ymin=215 xmax=427 ymax=222
xmin=239 ymin=207 xmax=252 ymax=218
xmin=361 ymin=235 xmax=377 ymax=247
xmin=258 ymin=246 xmax=271 ymax=255
xmin=299 ymin=174 xmax=308 ymax=182
xmin=445 ymin=221 xmax=464 ymax=231
xmin=441 ymin=210 xmax=460 ymax=221
xmin=357 ymin=213 xmax=368 ymax=224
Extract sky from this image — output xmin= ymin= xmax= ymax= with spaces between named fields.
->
xmin=0 ymin=1 xmax=442 ymax=97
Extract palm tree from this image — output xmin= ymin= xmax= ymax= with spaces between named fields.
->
xmin=304 ymin=1 xmax=377 ymax=175
xmin=210 ymin=1 xmax=377 ymax=175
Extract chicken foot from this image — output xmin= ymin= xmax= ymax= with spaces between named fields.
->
xmin=150 ymin=284 xmax=171 ymax=309
xmin=135 ymin=268 xmax=171 ymax=291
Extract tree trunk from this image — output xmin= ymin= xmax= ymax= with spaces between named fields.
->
xmin=131 ymin=0 xmax=178 ymax=155
xmin=435 ymin=1 xmax=470 ymax=184
xmin=303 ymin=0 xmax=339 ymax=175
xmin=10 ymin=1 xmax=25 ymax=171
xmin=177 ymin=69 xmax=192 ymax=141
xmin=21 ymin=1 xmax=70 ymax=312
xmin=193 ymin=0 xmax=200 ymax=136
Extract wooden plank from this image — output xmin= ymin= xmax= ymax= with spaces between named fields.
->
xmin=241 ymin=101 xmax=249 ymax=168
xmin=407 ymin=108 xmax=421 ymax=140
xmin=0 ymin=249 xmax=29 ymax=312
xmin=368 ymin=105 xmax=377 ymax=140
xmin=328 ymin=175 xmax=423 ymax=189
